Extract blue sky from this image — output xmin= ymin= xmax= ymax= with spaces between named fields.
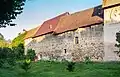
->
xmin=0 ymin=0 xmax=102 ymax=40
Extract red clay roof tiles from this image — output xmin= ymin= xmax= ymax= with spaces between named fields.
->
xmin=34 ymin=12 xmax=69 ymax=37
xmin=54 ymin=5 xmax=103 ymax=34
xmin=25 ymin=5 xmax=103 ymax=39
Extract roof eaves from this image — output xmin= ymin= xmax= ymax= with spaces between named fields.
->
xmin=53 ymin=21 xmax=103 ymax=34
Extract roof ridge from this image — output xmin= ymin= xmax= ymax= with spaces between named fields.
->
xmin=33 ymin=12 xmax=69 ymax=37
xmin=44 ymin=12 xmax=69 ymax=22
xmin=54 ymin=5 xmax=103 ymax=34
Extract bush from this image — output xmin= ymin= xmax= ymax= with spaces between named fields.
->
xmin=0 ymin=43 xmax=25 ymax=68
xmin=20 ymin=59 xmax=31 ymax=72
xmin=26 ymin=49 xmax=36 ymax=61
xmin=0 ymin=43 xmax=35 ymax=69
xmin=84 ymin=56 xmax=91 ymax=64
xmin=0 ymin=47 xmax=16 ymax=68
xmin=12 ymin=43 xmax=25 ymax=60
xmin=66 ymin=61 xmax=75 ymax=72
xmin=115 ymin=31 xmax=120 ymax=57
xmin=0 ymin=59 xmax=4 ymax=67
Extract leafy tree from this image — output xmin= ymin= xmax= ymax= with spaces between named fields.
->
xmin=0 ymin=40 xmax=9 ymax=47
xmin=0 ymin=33 xmax=4 ymax=40
xmin=0 ymin=0 xmax=26 ymax=28
xmin=11 ymin=32 xmax=26 ymax=47
xmin=115 ymin=31 xmax=120 ymax=57
xmin=20 ymin=59 xmax=31 ymax=72
xmin=0 ymin=33 xmax=11 ymax=47
xmin=0 ymin=33 xmax=9 ymax=47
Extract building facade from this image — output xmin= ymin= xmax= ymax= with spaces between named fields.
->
xmin=103 ymin=0 xmax=120 ymax=61
xmin=24 ymin=5 xmax=104 ymax=62
xmin=27 ymin=24 xmax=103 ymax=62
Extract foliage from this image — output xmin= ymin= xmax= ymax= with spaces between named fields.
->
xmin=0 ymin=0 xmax=26 ymax=28
xmin=0 ymin=47 xmax=15 ymax=68
xmin=0 ymin=43 xmax=25 ymax=68
xmin=11 ymin=32 xmax=26 ymax=47
xmin=0 ymin=61 xmax=120 ymax=77
xmin=0 ymin=33 xmax=4 ymax=40
xmin=0 ymin=40 xmax=9 ymax=47
xmin=66 ymin=61 xmax=75 ymax=72
xmin=26 ymin=49 xmax=36 ymax=61
xmin=12 ymin=43 xmax=25 ymax=60
xmin=0 ymin=33 xmax=9 ymax=47
xmin=115 ymin=31 xmax=120 ymax=57
xmin=20 ymin=59 xmax=31 ymax=72
xmin=0 ymin=32 xmax=27 ymax=48
xmin=84 ymin=56 xmax=91 ymax=64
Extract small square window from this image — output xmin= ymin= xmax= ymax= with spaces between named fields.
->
xmin=75 ymin=36 xmax=79 ymax=44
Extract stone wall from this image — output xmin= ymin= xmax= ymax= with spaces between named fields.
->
xmin=25 ymin=24 xmax=104 ymax=62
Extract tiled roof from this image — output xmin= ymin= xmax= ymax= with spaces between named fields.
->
xmin=54 ymin=5 xmax=103 ymax=34
xmin=24 ymin=26 xmax=40 ymax=39
xmin=34 ymin=12 xmax=69 ymax=37
xmin=103 ymin=0 xmax=120 ymax=8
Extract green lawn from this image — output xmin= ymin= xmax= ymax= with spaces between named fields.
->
xmin=0 ymin=61 xmax=120 ymax=77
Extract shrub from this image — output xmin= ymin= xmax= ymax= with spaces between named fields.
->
xmin=0 ymin=47 xmax=16 ymax=68
xmin=114 ymin=31 xmax=120 ymax=57
xmin=84 ymin=56 xmax=91 ymax=64
xmin=0 ymin=59 xmax=4 ymax=67
xmin=0 ymin=44 xmax=25 ymax=68
xmin=66 ymin=61 xmax=75 ymax=72
xmin=26 ymin=49 xmax=36 ymax=61
xmin=12 ymin=43 xmax=25 ymax=60
xmin=20 ymin=59 xmax=31 ymax=72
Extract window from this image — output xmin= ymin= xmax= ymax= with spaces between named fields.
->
xmin=75 ymin=36 xmax=79 ymax=44
xmin=64 ymin=49 xmax=67 ymax=54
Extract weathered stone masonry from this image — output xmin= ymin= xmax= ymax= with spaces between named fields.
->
xmin=26 ymin=24 xmax=104 ymax=61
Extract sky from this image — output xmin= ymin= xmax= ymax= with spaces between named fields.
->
xmin=0 ymin=0 xmax=102 ymax=40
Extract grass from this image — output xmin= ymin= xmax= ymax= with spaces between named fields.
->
xmin=0 ymin=61 xmax=120 ymax=77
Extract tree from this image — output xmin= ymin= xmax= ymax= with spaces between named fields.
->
xmin=0 ymin=40 xmax=9 ymax=47
xmin=0 ymin=0 xmax=26 ymax=28
xmin=20 ymin=59 xmax=31 ymax=72
xmin=115 ymin=31 xmax=120 ymax=57
xmin=0 ymin=33 xmax=9 ymax=47
xmin=0 ymin=33 xmax=4 ymax=40
xmin=11 ymin=32 xmax=27 ymax=47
